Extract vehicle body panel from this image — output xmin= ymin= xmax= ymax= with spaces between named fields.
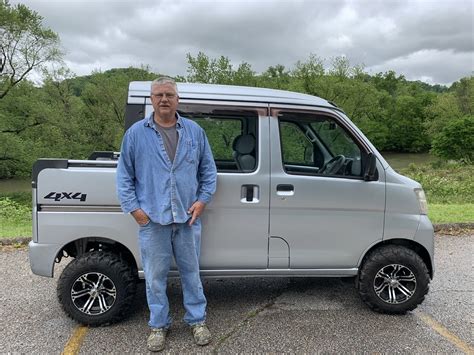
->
xmin=30 ymin=82 xmax=434 ymax=280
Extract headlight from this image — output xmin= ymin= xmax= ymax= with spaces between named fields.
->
xmin=414 ymin=188 xmax=428 ymax=215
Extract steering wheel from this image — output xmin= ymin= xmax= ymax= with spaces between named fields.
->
xmin=319 ymin=155 xmax=346 ymax=175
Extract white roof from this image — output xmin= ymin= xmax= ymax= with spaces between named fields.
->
xmin=128 ymin=81 xmax=334 ymax=108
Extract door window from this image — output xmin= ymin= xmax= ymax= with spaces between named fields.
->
xmin=279 ymin=112 xmax=363 ymax=178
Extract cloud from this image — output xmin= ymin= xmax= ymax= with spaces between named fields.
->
xmin=367 ymin=49 xmax=473 ymax=85
xmin=10 ymin=0 xmax=474 ymax=85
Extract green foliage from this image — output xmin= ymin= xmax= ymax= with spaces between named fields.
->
xmin=193 ymin=118 xmax=241 ymax=160
xmin=431 ymin=116 xmax=474 ymax=162
xmin=0 ymin=197 xmax=32 ymax=237
xmin=186 ymin=52 xmax=256 ymax=86
xmin=81 ymin=67 xmax=156 ymax=151
xmin=0 ymin=0 xmax=62 ymax=99
xmin=428 ymin=204 xmax=474 ymax=224
xmin=280 ymin=122 xmax=312 ymax=163
xmin=449 ymin=76 xmax=473 ymax=115
xmin=385 ymin=93 xmax=432 ymax=152
xmin=0 ymin=196 xmax=29 ymax=219
xmin=0 ymin=66 xmax=160 ymax=177
xmin=0 ymin=81 xmax=49 ymax=177
xmin=401 ymin=162 xmax=474 ymax=204
xmin=425 ymin=77 xmax=473 ymax=161
xmin=1 ymin=190 xmax=31 ymax=206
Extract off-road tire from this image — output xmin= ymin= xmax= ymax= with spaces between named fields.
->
xmin=358 ymin=245 xmax=430 ymax=314
xmin=57 ymin=251 xmax=137 ymax=326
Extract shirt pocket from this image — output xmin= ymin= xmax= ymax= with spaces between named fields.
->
xmin=186 ymin=140 xmax=198 ymax=164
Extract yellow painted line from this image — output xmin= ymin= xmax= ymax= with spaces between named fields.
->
xmin=61 ymin=325 xmax=89 ymax=355
xmin=416 ymin=311 xmax=474 ymax=354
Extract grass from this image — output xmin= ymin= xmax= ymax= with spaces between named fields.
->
xmin=400 ymin=162 xmax=473 ymax=204
xmin=1 ymin=221 xmax=32 ymax=238
xmin=0 ymin=196 xmax=32 ymax=238
xmin=428 ymin=204 xmax=474 ymax=224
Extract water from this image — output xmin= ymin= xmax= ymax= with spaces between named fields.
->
xmin=381 ymin=152 xmax=435 ymax=171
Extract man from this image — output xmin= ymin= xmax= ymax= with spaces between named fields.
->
xmin=116 ymin=77 xmax=217 ymax=352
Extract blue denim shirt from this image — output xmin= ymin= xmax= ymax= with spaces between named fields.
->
xmin=116 ymin=112 xmax=217 ymax=225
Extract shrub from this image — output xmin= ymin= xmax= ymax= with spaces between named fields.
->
xmin=431 ymin=116 xmax=474 ymax=162
xmin=401 ymin=163 xmax=474 ymax=204
xmin=0 ymin=197 xmax=31 ymax=223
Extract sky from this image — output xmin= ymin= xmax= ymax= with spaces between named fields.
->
xmin=11 ymin=0 xmax=474 ymax=86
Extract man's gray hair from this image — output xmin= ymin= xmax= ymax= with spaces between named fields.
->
xmin=151 ymin=77 xmax=179 ymax=95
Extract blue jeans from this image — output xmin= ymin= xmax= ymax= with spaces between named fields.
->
xmin=138 ymin=220 xmax=206 ymax=329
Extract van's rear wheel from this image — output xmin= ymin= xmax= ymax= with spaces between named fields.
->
xmin=57 ymin=251 xmax=137 ymax=326
xmin=358 ymin=245 xmax=430 ymax=314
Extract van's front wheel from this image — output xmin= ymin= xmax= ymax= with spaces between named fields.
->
xmin=358 ymin=245 xmax=430 ymax=314
xmin=57 ymin=251 xmax=137 ymax=326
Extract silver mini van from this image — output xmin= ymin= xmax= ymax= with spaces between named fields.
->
xmin=29 ymin=82 xmax=434 ymax=325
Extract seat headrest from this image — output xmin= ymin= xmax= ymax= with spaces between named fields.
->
xmin=232 ymin=135 xmax=255 ymax=155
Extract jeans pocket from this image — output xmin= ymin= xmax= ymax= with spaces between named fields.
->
xmin=139 ymin=219 xmax=151 ymax=228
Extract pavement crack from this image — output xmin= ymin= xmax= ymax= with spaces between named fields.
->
xmin=212 ymin=299 xmax=276 ymax=354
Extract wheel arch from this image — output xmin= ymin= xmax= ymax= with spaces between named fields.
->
xmin=55 ymin=236 xmax=138 ymax=275
xmin=358 ymin=239 xmax=433 ymax=279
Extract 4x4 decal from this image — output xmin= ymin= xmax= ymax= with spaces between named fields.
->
xmin=44 ymin=192 xmax=87 ymax=202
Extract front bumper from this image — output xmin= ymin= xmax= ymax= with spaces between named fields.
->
xmin=414 ymin=215 xmax=435 ymax=277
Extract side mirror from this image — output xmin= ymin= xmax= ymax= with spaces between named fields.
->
xmin=364 ymin=152 xmax=377 ymax=181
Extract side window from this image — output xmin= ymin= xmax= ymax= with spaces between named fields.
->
xmin=280 ymin=122 xmax=313 ymax=166
xmin=124 ymin=104 xmax=145 ymax=131
xmin=278 ymin=112 xmax=363 ymax=178
xmin=179 ymin=106 xmax=258 ymax=173
xmin=191 ymin=118 xmax=241 ymax=161
xmin=310 ymin=121 xmax=361 ymax=160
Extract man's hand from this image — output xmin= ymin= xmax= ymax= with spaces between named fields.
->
xmin=131 ymin=208 xmax=150 ymax=226
xmin=188 ymin=201 xmax=206 ymax=225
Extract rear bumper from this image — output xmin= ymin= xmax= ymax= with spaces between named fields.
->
xmin=28 ymin=241 xmax=62 ymax=277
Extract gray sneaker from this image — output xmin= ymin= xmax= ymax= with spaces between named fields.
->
xmin=147 ymin=328 xmax=167 ymax=352
xmin=191 ymin=324 xmax=212 ymax=346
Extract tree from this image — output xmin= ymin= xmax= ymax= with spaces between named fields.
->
xmin=329 ymin=56 xmax=351 ymax=79
xmin=425 ymin=77 xmax=473 ymax=161
xmin=290 ymin=54 xmax=324 ymax=94
xmin=424 ymin=92 xmax=463 ymax=138
xmin=371 ymin=71 xmax=406 ymax=96
xmin=0 ymin=0 xmax=62 ymax=99
xmin=186 ymin=52 xmax=213 ymax=83
xmin=232 ymin=62 xmax=256 ymax=86
xmin=449 ymin=76 xmax=473 ymax=115
xmin=431 ymin=116 xmax=474 ymax=162
xmin=0 ymin=80 xmax=48 ymax=177
xmin=81 ymin=67 xmax=156 ymax=151
xmin=259 ymin=64 xmax=290 ymax=89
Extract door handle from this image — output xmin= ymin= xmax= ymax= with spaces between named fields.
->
xmin=276 ymin=184 xmax=294 ymax=196
xmin=241 ymin=185 xmax=259 ymax=203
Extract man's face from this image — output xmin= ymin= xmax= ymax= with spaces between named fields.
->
xmin=151 ymin=83 xmax=179 ymax=118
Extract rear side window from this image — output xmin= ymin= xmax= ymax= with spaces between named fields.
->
xmin=191 ymin=118 xmax=242 ymax=161
xmin=124 ymin=104 xmax=145 ymax=131
xmin=178 ymin=105 xmax=259 ymax=173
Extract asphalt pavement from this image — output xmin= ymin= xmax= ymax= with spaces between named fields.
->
xmin=0 ymin=232 xmax=472 ymax=354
